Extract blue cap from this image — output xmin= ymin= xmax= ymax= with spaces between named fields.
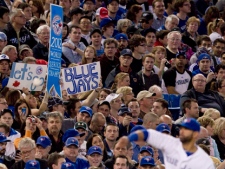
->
xmin=140 ymin=156 xmax=155 ymax=166
xmin=36 ymin=136 xmax=52 ymax=148
xmin=100 ymin=18 xmax=114 ymax=29
xmin=197 ymin=53 xmax=211 ymax=62
xmin=118 ymin=106 xmax=130 ymax=116
xmin=62 ymin=129 xmax=85 ymax=143
xmin=79 ymin=106 xmax=93 ymax=117
xmin=140 ymin=146 xmax=154 ymax=156
xmin=108 ymin=0 xmax=119 ymax=4
xmin=65 ymin=137 xmax=79 ymax=147
xmin=25 ymin=160 xmax=40 ymax=169
xmin=114 ymin=33 xmax=128 ymax=41
xmin=176 ymin=52 xmax=187 ymax=59
xmin=120 ymin=49 xmax=133 ymax=57
xmin=156 ymin=123 xmax=171 ymax=134
xmin=0 ymin=133 xmax=9 ymax=143
xmin=61 ymin=162 xmax=75 ymax=169
xmin=178 ymin=118 xmax=200 ymax=132
xmin=0 ymin=32 xmax=7 ymax=41
xmin=130 ymin=125 xmax=146 ymax=133
xmin=87 ymin=146 xmax=103 ymax=155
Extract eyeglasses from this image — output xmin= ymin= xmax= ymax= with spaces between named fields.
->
xmin=169 ymin=38 xmax=181 ymax=42
xmin=193 ymin=79 xmax=206 ymax=83
xmin=20 ymin=148 xmax=34 ymax=155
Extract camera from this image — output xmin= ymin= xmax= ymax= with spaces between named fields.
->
xmin=165 ymin=61 xmax=171 ymax=67
xmin=29 ymin=116 xmax=37 ymax=123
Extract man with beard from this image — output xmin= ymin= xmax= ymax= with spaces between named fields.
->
xmin=127 ymin=98 xmax=142 ymax=125
xmin=117 ymin=118 xmax=214 ymax=169
xmin=151 ymin=0 xmax=166 ymax=30
xmin=162 ymin=52 xmax=192 ymax=94
xmin=137 ymin=54 xmax=160 ymax=90
xmin=114 ymin=33 xmax=128 ymax=51
xmin=107 ymin=0 xmax=121 ymax=25
xmin=46 ymin=112 xmax=64 ymax=153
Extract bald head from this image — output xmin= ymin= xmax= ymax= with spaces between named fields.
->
xmin=159 ymin=115 xmax=173 ymax=130
xmin=192 ymin=74 xmax=207 ymax=92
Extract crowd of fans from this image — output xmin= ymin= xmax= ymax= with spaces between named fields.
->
xmin=0 ymin=0 xmax=225 ymax=168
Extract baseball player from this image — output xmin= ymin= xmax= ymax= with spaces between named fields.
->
xmin=117 ymin=118 xmax=215 ymax=169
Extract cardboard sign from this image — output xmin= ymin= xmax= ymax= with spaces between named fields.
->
xmin=62 ymin=62 xmax=101 ymax=95
xmin=7 ymin=63 xmax=47 ymax=91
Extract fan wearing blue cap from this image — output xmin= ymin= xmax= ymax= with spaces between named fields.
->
xmin=77 ymin=106 xmax=93 ymax=124
xmin=114 ymin=33 xmax=128 ymax=51
xmin=192 ymin=53 xmax=213 ymax=77
xmin=0 ymin=132 xmax=11 ymax=167
xmin=138 ymin=146 xmax=154 ymax=163
xmin=156 ymin=123 xmax=171 ymax=135
xmin=100 ymin=18 xmax=114 ymax=43
xmin=87 ymin=146 xmax=104 ymax=168
xmin=25 ymin=160 xmax=40 ymax=169
xmin=139 ymin=156 xmax=156 ymax=169
xmin=63 ymin=137 xmax=89 ymax=169
xmin=36 ymin=136 xmax=52 ymax=160
xmin=117 ymin=117 xmax=215 ymax=169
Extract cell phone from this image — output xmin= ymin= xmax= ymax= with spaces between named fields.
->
xmin=16 ymin=150 xmax=21 ymax=156
xmin=127 ymin=113 xmax=132 ymax=117
xmin=21 ymin=108 xmax=26 ymax=115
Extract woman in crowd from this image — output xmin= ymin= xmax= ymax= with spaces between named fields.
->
xmin=81 ymin=46 xmax=98 ymax=65
xmin=111 ymin=73 xmax=130 ymax=92
xmin=116 ymin=86 xmax=134 ymax=105
xmin=126 ymin=5 xmax=143 ymax=27
xmin=6 ymin=90 xmax=22 ymax=116
xmin=203 ymin=108 xmax=221 ymax=121
xmin=28 ymin=0 xmax=45 ymax=19
xmin=98 ymin=88 xmax=111 ymax=101
xmin=207 ymin=18 xmax=224 ymax=43
xmin=117 ymin=19 xmax=132 ymax=35
xmin=62 ymin=23 xmax=69 ymax=42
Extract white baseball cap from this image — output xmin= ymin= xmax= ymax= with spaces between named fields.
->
xmin=105 ymin=93 xmax=123 ymax=103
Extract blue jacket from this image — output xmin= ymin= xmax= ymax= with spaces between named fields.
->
xmin=66 ymin=157 xmax=89 ymax=169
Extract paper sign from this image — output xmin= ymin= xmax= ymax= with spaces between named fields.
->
xmin=46 ymin=4 xmax=63 ymax=98
xmin=7 ymin=63 xmax=47 ymax=91
xmin=62 ymin=62 xmax=101 ymax=95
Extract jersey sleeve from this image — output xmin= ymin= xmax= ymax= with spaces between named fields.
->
xmin=162 ymin=68 xmax=176 ymax=87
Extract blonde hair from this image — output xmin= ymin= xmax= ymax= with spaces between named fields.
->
xmin=151 ymin=46 xmax=166 ymax=55
xmin=111 ymin=72 xmax=129 ymax=91
xmin=116 ymin=86 xmax=132 ymax=104
xmin=18 ymin=137 xmax=36 ymax=150
xmin=207 ymin=19 xmax=224 ymax=35
xmin=82 ymin=45 xmax=97 ymax=65
xmin=213 ymin=117 xmax=225 ymax=137
xmin=197 ymin=116 xmax=214 ymax=128
xmin=186 ymin=16 xmax=200 ymax=26
xmin=203 ymin=108 xmax=220 ymax=119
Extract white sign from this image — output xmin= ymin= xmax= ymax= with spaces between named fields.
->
xmin=7 ymin=63 xmax=47 ymax=91
xmin=62 ymin=62 xmax=101 ymax=95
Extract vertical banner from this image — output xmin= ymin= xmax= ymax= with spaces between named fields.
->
xmin=46 ymin=4 xmax=63 ymax=98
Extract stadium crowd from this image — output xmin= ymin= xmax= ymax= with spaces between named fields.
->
xmin=0 ymin=0 xmax=225 ymax=168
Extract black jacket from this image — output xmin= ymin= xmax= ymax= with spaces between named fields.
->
xmin=32 ymin=42 xmax=49 ymax=61
xmin=2 ymin=23 xmax=37 ymax=50
xmin=105 ymin=156 xmax=136 ymax=169
xmin=10 ymin=158 xmax=48 ymax=169
xmin=182 ymin=31 xmax=198 ymax=52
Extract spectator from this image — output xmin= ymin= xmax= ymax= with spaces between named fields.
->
xmin=68 ymin=8 xmax=84 ymax=28
xmin=99 ymin=38 xmax=119 ymax=84
xmin=151 ymin=0 xmax=166 ymax=30
xmin=0 ymin=33 xmax=7 ymax=54
xmin=47 ymin=152 xmax=66 ymax=169
xmin=154 ymin=30 xmax=169 ymax=47
xmin=2 ymin=45 xmax=18 ymax=63
xmin=0 ymin=54 xmax=10 ymax=85
xmin=114 ymin=33 xmax=129 ymax=51
xmin=100 ymin=18 xmax=115 ymax=44
xmin=180 ymin=74 xmax=225 ymax=117
xmin=139 ymin=12 xmax=154 ymax=30
xmin=142 ymin=112 xmax=159 ymax=129
xmin=79 ymin=16 xmax=92 ymax=44
xmin=107 ymin=0 xmax=121 ymax=24
xmin=139 ymin=156 xmax=156 ymax=169
xmin=2 ymin=8 xmax=37 ymax=50
xmin=62 ymin=25 xmax=85 ymax=64
xmin=28 ymin=0 xmax=45 ymax=19
xmin=159 ymin=114 xmax=173 ymax=130
xmin=142 ymin=28 xmax=156 ymax=53
xmin=126 ymin=5 xmax=142 ymax=27
xmin=92 ymin=7 xmax=108 ymax=30
xmin=117 ymin=19 xmax=132 ymax=36
xmin=151 ymin=98 xmax=169 ymax=117
xmin=113 ymin=155 xmax=130 ymax=169
xmin=110 ymin=72 xmax=130 ymax=92
xmin=87 ymin=146 xmax=106 ymax=168
xmin=59 ymin=0 xmax=71 ymax=23
xmin=0 ymin=96 xmax=8 ymax=111
xmin=162 ymin=52 xmax=192 ymax=94
xmin=208 ymin=19 xmax=224 ymax=43
xmin=81 ymin=45 xmax=98 ymax=65
xmin=0 ymin=7 xmax=10 ymax=31
xmin=211 ymin=39 xmax=225 ymax=66
xmin=98 ymin=89 xmax=111 ymax=101
xmin=32 ymin=25 xmax=50 ymax=61
xmin=127 ymin=98 xmax=142 ymax=125
xmin=137 ymin=90 xmax=156 ymax=119
xmin=175 ymin=99 xmax=199 ymax=124
xmin=116 ymin=86 xmax=134 ymax=105
xmin=83 ymin=0 xmax=96 ymax=21
xmin=158 ymin=15 xmax=179 ymax=31
xmin=35 ymin=136 xmax=52 ymax=160
xmin=11 ymin=137 xmax=48 ymax=169
xmin=137 ymin=54 xmax=160 ymax=90
xmin=90 ymin=29 xmax=104 ymax=57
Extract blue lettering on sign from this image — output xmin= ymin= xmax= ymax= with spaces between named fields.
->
xmin=64 ymin=63 xmax=99 ymax=94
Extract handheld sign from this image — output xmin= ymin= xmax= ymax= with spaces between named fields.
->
xmin=7 ymin=63 xmax=47 ymax=91
xmin=46 ymin=4 xmax=63 ymax=98
xmin=62 ymin=62 xmax=101 ymax=95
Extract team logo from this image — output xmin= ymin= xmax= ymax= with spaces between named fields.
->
xmin=30 ymin=161 xmax=37 ymax=166
xmin=52 ymin=15 xmax=62 ymax=35
xmin=36 ymin=66 xmax=43 ymax=75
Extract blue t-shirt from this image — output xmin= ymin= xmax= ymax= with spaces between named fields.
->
xmin=178 ymin=16 xmax=189 ymax=33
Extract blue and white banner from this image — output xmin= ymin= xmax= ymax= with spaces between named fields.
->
xmin=7 ymin=63 xmax=47 ymax=91
xmin=62 ymin=62 xmax=101 ymax=95
xmin=46 ymin=4 xmax=63 ymax=98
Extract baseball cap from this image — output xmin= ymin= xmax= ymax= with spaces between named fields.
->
xmin=140 ymin=156 xmax=156 ymax=167
xmin=196 ymin=138 xmax=210 ymax=146
xmin=130 ymin=125 xmax=146 ymax=133
xmin=19 ymin=47 xmax=31 ymax=56
xmin=84 ymin=0 xmax=95 ymax=4
xmin=140 ymin=12 xmax=153 ymax=23
xmin=141 ymin=27 xmax=156 ymax=37
xmin=105 ymin=93 xmax=123 ymax=103
xmin=48 ymin=97 xmax=63 ymax=109
xmin=118 ymin=106 xmax=130 ymax=116
xmin=156 ymin=123 xmax=171 ymax=134
xmin=90 ymin=29 xmax=102 ymax=37
xmin=120 ymin=49 xmax=133 ymax=57
xmin=196 ymin=47 xmax=209 ymax=58
xmin=0 ymin=32 xmax=7 ymax=41
xmin=36 ymin=136 xmax=52 ymax=148
xmin=137 ymin=90 xmax=156 ymax=101
xmin=0 ymin=54 xmax=10 ymax=62
xmin=87 ymin=146 xmax=103 ymax=155
xmin=100 ymin=18 xmax=114 ymax=29
xmin=25 ymin=160 xmax=40 ymax=169
xmin=65 ymin=137 xmax=79 ymax=147
xmin=38 ymin=112 xmax=48 ymax=120
xmin=176 ymin=52 xmax=187 ymax=59
xmin=70 ymin=8 xmax=85 ymax=17
xmin=114 ymin=33 xmax=128 ymax=41
xmin=126 ymin=25 xmax=142 ymax=35
xmin=0 ymin=133 xmax=9 ymax=143
xmin=75 ymin=121 xmax=88 ymax=131
xmin=197 ymin=53 xmax=211 ymax=62
xmin=62 ymin=129 xmax=85 ymax=143
xmin=96 ymin=7 xmax=108 ymax=19
xmin=61 ymin=162 xmax=75 ymax=169
xmin=98 ymin=100 xmax=111 ymax=109
xmin=79 ymin=106 xmax=93 ymax=117
xmin=108 ymin=0 xmax=119 ymax=4
xmin=140 ymin=146 xmax=154 ymax=156
xmin=178 ymin=118 xmax=200 ymax=132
